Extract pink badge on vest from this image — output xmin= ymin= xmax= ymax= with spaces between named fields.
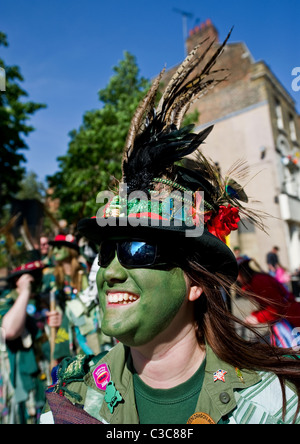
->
xmin=93 ymin=363 xmax=111 ymax=390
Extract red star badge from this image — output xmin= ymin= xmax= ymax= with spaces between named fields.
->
xmin=213 ymin=369 xmax=227 ymax=383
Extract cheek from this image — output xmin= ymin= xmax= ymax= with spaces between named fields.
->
xmin=96 ymin=269 xmax=108 ymax=310
xmin=96 ymin=269 xmax=104 ymax=295
xmin=139 ymin=269 xmax=188 ymax=328
xmin=54 ymin=248 xmax=68 ymax=260
xmin=61 ymin=248 xmax=70 ymax=259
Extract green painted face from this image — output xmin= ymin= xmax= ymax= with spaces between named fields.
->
xmin=96 ymin=254 xmax=188 ymax=347
xmin=52 ymin=246 xmax=70 ymax=262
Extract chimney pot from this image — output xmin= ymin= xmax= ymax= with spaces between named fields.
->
xmin=186 ymin=19 xmax=220 ymax=53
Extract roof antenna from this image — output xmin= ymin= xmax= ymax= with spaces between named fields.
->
xmin=173 ymin=8 xmax=194 ymax=56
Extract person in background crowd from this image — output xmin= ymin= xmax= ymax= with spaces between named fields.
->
xmin=45 ymin=234 xmax=106 ymax=362
xmin=43 ymin=234 xmax=88 ymax=362
xmin=233 ymin=246 xmax=249 ymax=263
xmin=266 ymin=246 xmax=291 ymax=290
xmin=0 ymin=251 xmax=55 ymax=424
xmin=39 ymin=236 xmax=49 ymax=260
xmin=266 ymin=246 xmax=281 ymax=277
xmin=237 ymin=257 xmax=300 ymax=348
xmin=275 ymin=265 xmax=291 ymax=291
xmin=39 ymin=235 xmax=55 ymax=268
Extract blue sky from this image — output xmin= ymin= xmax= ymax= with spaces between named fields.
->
xmin=1 ymin=0 xmax=300 ymax=183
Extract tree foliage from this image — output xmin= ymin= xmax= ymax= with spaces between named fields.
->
xmin=16 ymin=171 xmax=46 ymax=200
xmin=0 ymin=32 xmax=46 ymax=218
xmin=47 ymin=52 xmax=150 ymax=223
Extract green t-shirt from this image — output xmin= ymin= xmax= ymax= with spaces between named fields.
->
xmin=133 ymin=359 xmax=206 ymax=424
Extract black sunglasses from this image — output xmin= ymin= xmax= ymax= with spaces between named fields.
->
xmin=98 ymin=240 xmax=172 ymax=269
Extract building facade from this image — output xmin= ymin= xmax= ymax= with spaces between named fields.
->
xmin=175 ymin=20 xmax=300 ymax=272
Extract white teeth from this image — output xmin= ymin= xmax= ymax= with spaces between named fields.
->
xmin=107 ymin=292 xmax=138 ymax=304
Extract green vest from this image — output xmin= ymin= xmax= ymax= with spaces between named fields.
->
xmin=40 ymin=342 xmax=300 ymax=424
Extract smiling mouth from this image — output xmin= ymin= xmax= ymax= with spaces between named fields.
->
xmin=106 ymin=292 xmax=139 ymax=305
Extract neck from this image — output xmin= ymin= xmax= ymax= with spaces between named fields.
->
xmin=130 ymin=322 xmax=205 ymax=389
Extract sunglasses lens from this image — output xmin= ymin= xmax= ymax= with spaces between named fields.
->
xmin=98 ymin=241 xmax=116 ymax=267
xmin=118 ymin=241 xmax=157 ymax=267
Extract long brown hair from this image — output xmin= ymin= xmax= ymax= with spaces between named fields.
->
xmin=183 ymin=258 xmax=300 ymax=422
xmin=54 ymin=247 xmax=84 ymax=291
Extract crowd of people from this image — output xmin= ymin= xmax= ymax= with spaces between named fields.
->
xmin=0 ymin=232 xmax=115 ymax=424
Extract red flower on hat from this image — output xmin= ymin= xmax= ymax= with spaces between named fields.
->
xmin=207 ymin=204 xmax=240 ymax=243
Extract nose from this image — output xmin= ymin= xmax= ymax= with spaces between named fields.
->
xmin=102 ymin=253 xmax=128 ymax=285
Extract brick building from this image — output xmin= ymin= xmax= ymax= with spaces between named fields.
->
xmin=166 ymin=20 xmax=300 ymax=272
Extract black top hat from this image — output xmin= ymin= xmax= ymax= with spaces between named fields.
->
xmin=78 ymin=31 xmax=263 ymax=281
xmin=48 ymin=234 xmax=79 ymax=252
xmin=7 ymin=250 xmax=45 ymax=280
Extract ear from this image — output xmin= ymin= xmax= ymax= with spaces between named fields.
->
xmin=188 ymin=285 xmax=204 ymax=302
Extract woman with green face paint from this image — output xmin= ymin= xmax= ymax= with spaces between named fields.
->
xmin=40 ymin=36 xmax=300 ymax=425
xmin=52 ymin=245 xmax=70 ymax=263
xmin=45 ymin=235 xmax=83 ymax=310
xmin=97 ymin=253 xmax=195 ymax=347
xmin=48 ymin=235 xmax=84 ymax=295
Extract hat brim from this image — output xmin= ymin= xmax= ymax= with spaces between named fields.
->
xmin=6 ymin=263 xmax=45 ymax=280
xmin=49 ymin=240 xmax=79 ymax=252
xmin=77 ymin=217 xmax=238 ymax=280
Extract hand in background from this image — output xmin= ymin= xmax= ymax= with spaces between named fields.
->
xmin=46 ymin=310 xmax=62 ymax=328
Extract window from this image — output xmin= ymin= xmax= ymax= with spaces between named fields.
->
xmin=289 ymin=114 xmax=297 ymax=142
xmin=275 ymin=98 xmax=284 ymax=130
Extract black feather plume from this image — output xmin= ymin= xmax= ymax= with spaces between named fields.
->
xmin=121 ymin=30 xmax=233 ymax=194
xmin=123 ymin=124 xmax=214 ymax=194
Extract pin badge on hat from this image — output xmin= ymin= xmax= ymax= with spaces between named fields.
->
xmin=213 ymin=369 xmax=227 ymax=383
